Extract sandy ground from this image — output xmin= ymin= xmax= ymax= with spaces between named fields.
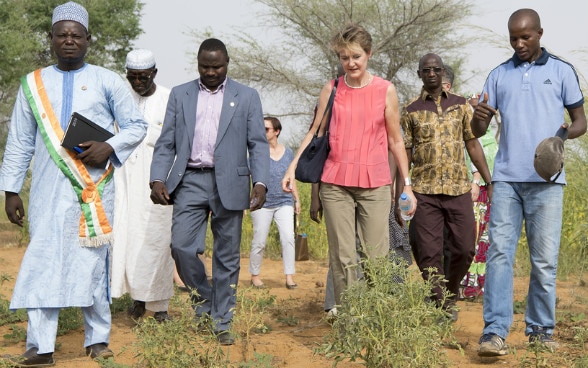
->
xmin=0 ymin=245 xmax=587 ymax=367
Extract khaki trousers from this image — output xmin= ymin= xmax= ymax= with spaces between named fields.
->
xmin=320 ymin=183 xmax=391 ymax=305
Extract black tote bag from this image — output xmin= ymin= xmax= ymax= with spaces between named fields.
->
xmin=295 ymin=78 xmax=338 ymax=183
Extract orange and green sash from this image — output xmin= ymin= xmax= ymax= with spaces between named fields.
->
xmin=21 ymin=69 xmax=114 ymax=247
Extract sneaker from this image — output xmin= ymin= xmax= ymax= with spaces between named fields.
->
xmin=478 ymin=334 xmax=508 ymax=357
xmin=528 ymin=326 xmax=559 ymax=351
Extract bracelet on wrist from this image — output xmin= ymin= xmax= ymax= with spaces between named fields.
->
xmin=404 ymin=177 xmax=412 ymax=186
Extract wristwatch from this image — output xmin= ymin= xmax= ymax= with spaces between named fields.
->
xmin=472 ymin=179 xmax=481 ymax=186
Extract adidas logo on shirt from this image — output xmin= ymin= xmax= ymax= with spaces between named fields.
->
xmin=544 ymin=79 xmax=552 ymax=84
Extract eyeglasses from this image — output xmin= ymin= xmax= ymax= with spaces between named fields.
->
xmin=420 ymin=67 xmax=444 ymax=75
xmin=126 ymin=70 xmax=154 ymax=83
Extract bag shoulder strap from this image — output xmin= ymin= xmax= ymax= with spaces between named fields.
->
xmin=314 ymin=78 xmax=339 ymax=137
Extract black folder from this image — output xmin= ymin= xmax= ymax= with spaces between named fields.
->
xmin=61 ymin=112 xmax=114 ymax=168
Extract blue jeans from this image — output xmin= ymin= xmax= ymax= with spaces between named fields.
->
xmin=482 ymin=182 xmax=563 ymax=339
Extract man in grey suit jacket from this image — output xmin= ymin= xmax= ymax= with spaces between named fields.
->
xmin=150 ymin=38 xmax=269 ymax=345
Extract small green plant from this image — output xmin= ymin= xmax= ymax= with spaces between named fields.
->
xmin=110 ymin=294 xmax=133 ymax=315
xmin=519 ymin=341 xmax=552 ymax=368
xmin=319 ymin=257 xmax=452 ymax=367
xmin=236 ymin=352 xmax=276 ymax=368
xmin=232 ymin=285 xmax=276 ymax=361
xmin=132 ymin=292 xmax=227 ymax=368
xmin=3 ymin=324 xmax=26 ymax=343
xmin=95 ymin=357 xmax=131 ymax=368
xmin=514 ymin=297 xmax=528 ymax=315
xmin=573 ymin=326 xmax=588 ymax=351
xmin=57 ymin=307 xmax=83 ymax=336
xmin=0 ymin=274 xmax=27 ymax=327
xmin=277 ymin=314 xmax=299 ymax=327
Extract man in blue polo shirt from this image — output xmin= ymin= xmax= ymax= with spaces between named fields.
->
xmin=472 ymin=8 xmax=587 ymax=357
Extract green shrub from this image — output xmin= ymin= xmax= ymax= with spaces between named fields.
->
xmin=110 ymin=294 xmax=133 ymax=315
xmin=232 ymin=285 xmax=276 ymax=361
xmin=132 ymin=293 xmax=227 ymax=368
xmin=320 ymin=257 xmax=453 ymax=367
xmin=0 ymin=274 xmax=27 ymax=327
xmin=57 ymin=307 xmax=83 ymax=336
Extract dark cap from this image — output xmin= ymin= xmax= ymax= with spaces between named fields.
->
xmin=533 ymin=127 xmax=568 ymax=183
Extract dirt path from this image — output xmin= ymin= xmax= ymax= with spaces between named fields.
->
xmin=1 ymin=246 xmax=586 ymax=367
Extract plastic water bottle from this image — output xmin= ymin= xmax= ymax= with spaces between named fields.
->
xmin=398 ymin=192 xmax=413 ymax=221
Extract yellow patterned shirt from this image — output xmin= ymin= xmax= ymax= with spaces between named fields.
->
xmin=401 ymin=88 xmax=475 ymax=196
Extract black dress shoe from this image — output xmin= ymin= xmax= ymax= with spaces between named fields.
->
xmin=85 ymin=343 xmax=114 ymax=360
xmin=128 ymin=300 xmax=146 ymax=319
xmin=215 ymin=331 xmax=235 ymax=346
xmin=154 ymin=311 xmax=171 ymax=323
xmin=2 ymin=347 xmax=55 ymax=367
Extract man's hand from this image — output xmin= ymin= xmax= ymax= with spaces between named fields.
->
xmin=310 ymin=183 xmax=322 ymax=223
xmin=310 ymin=197 xmax=322 ymax=223
xmin=471 ymin=93 xmax=498 ymax=137
xmin=150 ymin=181 xmax=172 ymax=205
xmin=486 ymin=183 xmax=493 ymax=203
xmin=471 ymin=182 xmax=480 ymax=202
xmin=473 ymin=93 xmax=498 ymax=121
xmin=250 ymin=183 xmax=267 ymax=211
xmin=5 ymin=192 xmax=25 ymax=227
xmin=76 ymin=141 xmax=114 ymax=168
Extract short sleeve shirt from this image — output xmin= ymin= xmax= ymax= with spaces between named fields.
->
xmin=482 ymin=48 xmax=584 ymax=184
xmin=401 ymin=89 xmax=475 ymax=195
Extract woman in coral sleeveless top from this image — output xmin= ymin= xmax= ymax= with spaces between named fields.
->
xmin=282 ymin=23 xmax=416 ymax=307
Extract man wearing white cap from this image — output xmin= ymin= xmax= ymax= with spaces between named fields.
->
xmin=111 ymin=49 xmax=175 ymax=323
xmin=0 ymin=2 xmax=146 ymax=366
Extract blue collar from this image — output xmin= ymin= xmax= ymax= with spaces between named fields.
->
xmin=512 ymin=47 xmax=549 ymax=67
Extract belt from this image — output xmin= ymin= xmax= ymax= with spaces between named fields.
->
xmin=186 ymin=166 xmax=214 ymax=172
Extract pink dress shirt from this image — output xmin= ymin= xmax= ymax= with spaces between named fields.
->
xmin=188 ymin=79 xmax=226 ymax=168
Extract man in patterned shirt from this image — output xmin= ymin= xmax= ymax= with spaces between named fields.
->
xmin=400 ymin=53 xmax=491 ymax=321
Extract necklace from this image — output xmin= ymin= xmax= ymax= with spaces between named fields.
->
xmin=344 ymin=73 xmax=372 ymax=89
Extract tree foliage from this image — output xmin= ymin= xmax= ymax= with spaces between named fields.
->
xmin=188 ymin=0 xmax=472 ymax=135
xmin=0 ymin=0 xmax=144 ymax=125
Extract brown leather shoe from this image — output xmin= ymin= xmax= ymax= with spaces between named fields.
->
xmin=2 ymin=347 xmax=55 ymax=367
xmin=85 ymin=343 xmax=114 ymax=360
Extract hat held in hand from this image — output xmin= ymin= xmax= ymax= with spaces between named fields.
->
xmin=534 ymin=127 xmax=568 ymax=183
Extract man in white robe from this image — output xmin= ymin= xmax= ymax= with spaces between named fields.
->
xmin=111 ymin=49 xmax=174 ymax=322
xmin=0 ymin=2 xmax=146 ymax=366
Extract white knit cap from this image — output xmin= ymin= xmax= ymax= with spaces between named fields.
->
xmin=126 ymin=49 xmax=156 ymax=70
xmin=52 ymin=2 xmax=89 ymax=31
